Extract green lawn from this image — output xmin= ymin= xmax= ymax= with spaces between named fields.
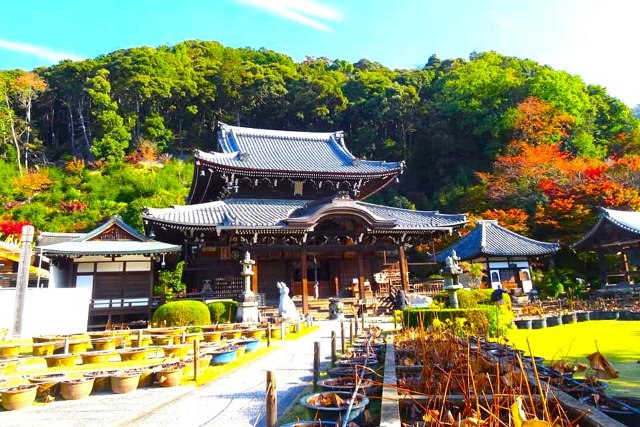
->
xmin=506 ymin=320 xmax=640 ymax=396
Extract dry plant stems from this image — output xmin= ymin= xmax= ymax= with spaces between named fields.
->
xmin=393 ymin=326 xmax=577 ymax=427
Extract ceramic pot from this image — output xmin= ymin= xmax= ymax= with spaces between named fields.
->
xmin=300 ymin=391 xmax=369 ymax=423
xmin=81 ymin=350 xmax=114 ymax=364
xmin=0 ymin=344 xmax=21 ymax=358
xmin=1 ymin=384 xmax=38 ymax=411
xmin=91 ymin=338 xmax=118 ymax=351
xmin=156 ymin=366 xmax=184 ymax=387
xmin=204 ymin=331 xmax=222 ymax=343
xmin=514 ymin=319 xmax=532 ymax=329
xmin=32 ymin=342 xmax=55 ymax=356
xmin=531 ymin=318 xmax=547 ymax=329
xmin=44 ymin=353 xmax=79 ymax=367
xmin=60 ymin=377 xmax=95 ymax=400
xmin=28 ymin=373 xmax=67 ymax=398
xmin=162 ymin=344 xmax=190 ymax=358
xmin=110 ymin=372 xmax=140 ymax=394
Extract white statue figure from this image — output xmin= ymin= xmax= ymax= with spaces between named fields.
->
xmin=277 ymin=282 xmax=300 ymax=321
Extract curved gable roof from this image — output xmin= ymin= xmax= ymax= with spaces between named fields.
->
xmin=142 ymin=196 xmax=467 ymax=232
xmin=195 ymin=122 xmax=404 ymax=176
xmin=436 ymin=220 xmax=560 ymax=262
xmin=573 ymin=208 xmax=640 ymax=249
xmin=37 ymin=216 xmax=181 ymax=256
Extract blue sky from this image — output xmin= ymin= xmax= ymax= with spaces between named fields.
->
xmin=1 ymin=0 xmax=638 ymax=106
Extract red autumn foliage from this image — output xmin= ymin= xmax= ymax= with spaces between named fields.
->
xmin=0 ymin=220 xmax=32 ymax=236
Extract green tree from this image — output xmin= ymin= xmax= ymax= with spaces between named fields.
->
xmin=86 ymin=69 xmax=130 ymax=161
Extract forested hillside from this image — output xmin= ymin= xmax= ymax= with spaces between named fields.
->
xmin=1 ymin=40 xmax=639 ymax=245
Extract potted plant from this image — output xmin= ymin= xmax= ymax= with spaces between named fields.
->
xmin=154 ymin=260 xmax=186 ymax=302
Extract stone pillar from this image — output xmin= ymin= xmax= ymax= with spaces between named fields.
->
xmin=12 ymin=225 xmax=34 ymax=337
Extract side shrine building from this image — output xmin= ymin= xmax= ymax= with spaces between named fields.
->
xmin=142 ymin=123 xmax=467 ymax=314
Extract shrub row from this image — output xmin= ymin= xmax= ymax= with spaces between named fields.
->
xmin=402 ymin=305 xmax=514 ymax=338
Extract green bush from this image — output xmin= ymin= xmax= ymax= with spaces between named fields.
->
xmin=445 ymin=288 xmax=512 ymax=309
xmin=207 ymin=300 xmax=238 ymax=324
xmin=402 ymin=308 xmax=490 ymax=335
xmin=151 ymin=300 xmax=211 ymax=327
xmin=402 ymin=305 xmax=513 ymax=338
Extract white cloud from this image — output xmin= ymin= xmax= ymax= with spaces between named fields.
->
xmin=0 ymin=39 xmax=84 ymax=64
xmin=237 ymin=0 xmax=342 ymax=32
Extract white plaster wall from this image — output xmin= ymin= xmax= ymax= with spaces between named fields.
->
xmin=0 ymin=288 xmax=91 ymax=337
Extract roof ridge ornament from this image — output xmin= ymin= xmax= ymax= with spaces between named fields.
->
xmin=351 ymin=158 xmax=361 ymax=166
xmin=239 ymin=152 xmax=250 ymax=161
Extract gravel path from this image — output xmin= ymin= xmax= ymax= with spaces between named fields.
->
xmin=0 ymin=321 xmax=338 ymax=427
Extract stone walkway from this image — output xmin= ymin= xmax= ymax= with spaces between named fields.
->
xmin=0 ymin=321 xmax=339 ymax=427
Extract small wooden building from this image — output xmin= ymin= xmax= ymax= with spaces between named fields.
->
xmin=573 ymin=207 xmax=640 ymax=286
xmin=37 ymin=216 xmax=180 ymax=328
xmin=436 ymin=220 xmax=559 ymax=293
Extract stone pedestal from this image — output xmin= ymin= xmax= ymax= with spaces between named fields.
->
xmin=236 ymin=300 xmax=259 ymax=323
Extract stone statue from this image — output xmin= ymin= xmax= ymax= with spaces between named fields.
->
xmin=444 ymin=249 xmax=463 ymax=275
xmin=277 ymin=282 xmax=300 ymax=321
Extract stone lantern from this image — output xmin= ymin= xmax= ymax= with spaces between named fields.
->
xmin=442 ymin=250 xmax=463 ymax=308
xmin=236 ymin=251 xmax=259 ymax=323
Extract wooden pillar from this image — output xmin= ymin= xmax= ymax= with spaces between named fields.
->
xmin=399 ymin=245 xmax=409 ymax=292
xmin=597 ymin=249 xmax=607 ymax=286
xmin=334 ymin=276 xmax=340 ymax=297
xmin=357 ymin=250 xmax=366 ymax=299
xmin=301 ymin=249 xmax=309 ymax=315
xmin=251 ymin=260 xmax=259 ymax=294
xmin=621 ymin=248 xmax=632 ymax=284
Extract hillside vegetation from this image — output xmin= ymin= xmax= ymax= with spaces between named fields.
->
xmin=1 ymin=41 xmax=639 ymax=263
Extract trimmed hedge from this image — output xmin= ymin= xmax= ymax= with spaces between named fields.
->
xmin=207 ymin=300 xmax=238 ymax=324
xmin=434 ymin=288 xmax=512 ymax=308
xmin=151 ymin=300 xmax=211 ymax=327
xmin=402 ymin=304 xmax=514 ymax=338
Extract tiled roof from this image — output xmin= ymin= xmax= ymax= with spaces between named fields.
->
xmin=38 ymin=216 xmax=181 ymax=256
xmin=573 ymin=208 xmax=640 ymax=249
xmin=142 ymin=197 xmax=467 ymax=232
xmin=195 ymin=123 xmax=404 ymax=176
xmin=436 ymin=220 xmax=559 ymax=262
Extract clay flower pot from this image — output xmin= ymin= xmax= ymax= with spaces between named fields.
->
xmin=44 ymin=353 xmax=79 ymax=368
xmin=119 ymin=348 xmax=151 ymax=361
xmin=85 ymin=371 xmax=117 ymax=392
xmin=204 ymin=331 xmax=222 ymax=343
xmin=60 ymin=377 xmax=95 ymax=400
xmin=300 ymin=391 xmax=369 ymax=423
xmin=224 ymin=330 xmax=242 ymax=340
xmin=68 ymin=340 xmax=91 ymax=354
xmin=156 ymin=366 xmax=184 ymax=387
xmin=91 ymin=338 xmax=118 ymax=351
xmin=162 ymin=344 xmax=190 ymax=358
xmin=32 ymin=342 xmax=55 ymax=356
xmin=1 ymin=384 xmax=38 ymax=411
xmin=29 ymin=373 xmax=67 ymax=398
xmin=81 ymin=350 xmax=115 ymax=364
xmin=0 ymin=344 xmax=21 ymax=358
xmin=110 ymin=372 xmax=140 ymax=394
xmin=130 ymin=336 xmax=152 ymax=347
xmin=152 ymin=335 xmax=175 ymax=346
xmin=244 ymin=329 xmax=265 ymax=340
